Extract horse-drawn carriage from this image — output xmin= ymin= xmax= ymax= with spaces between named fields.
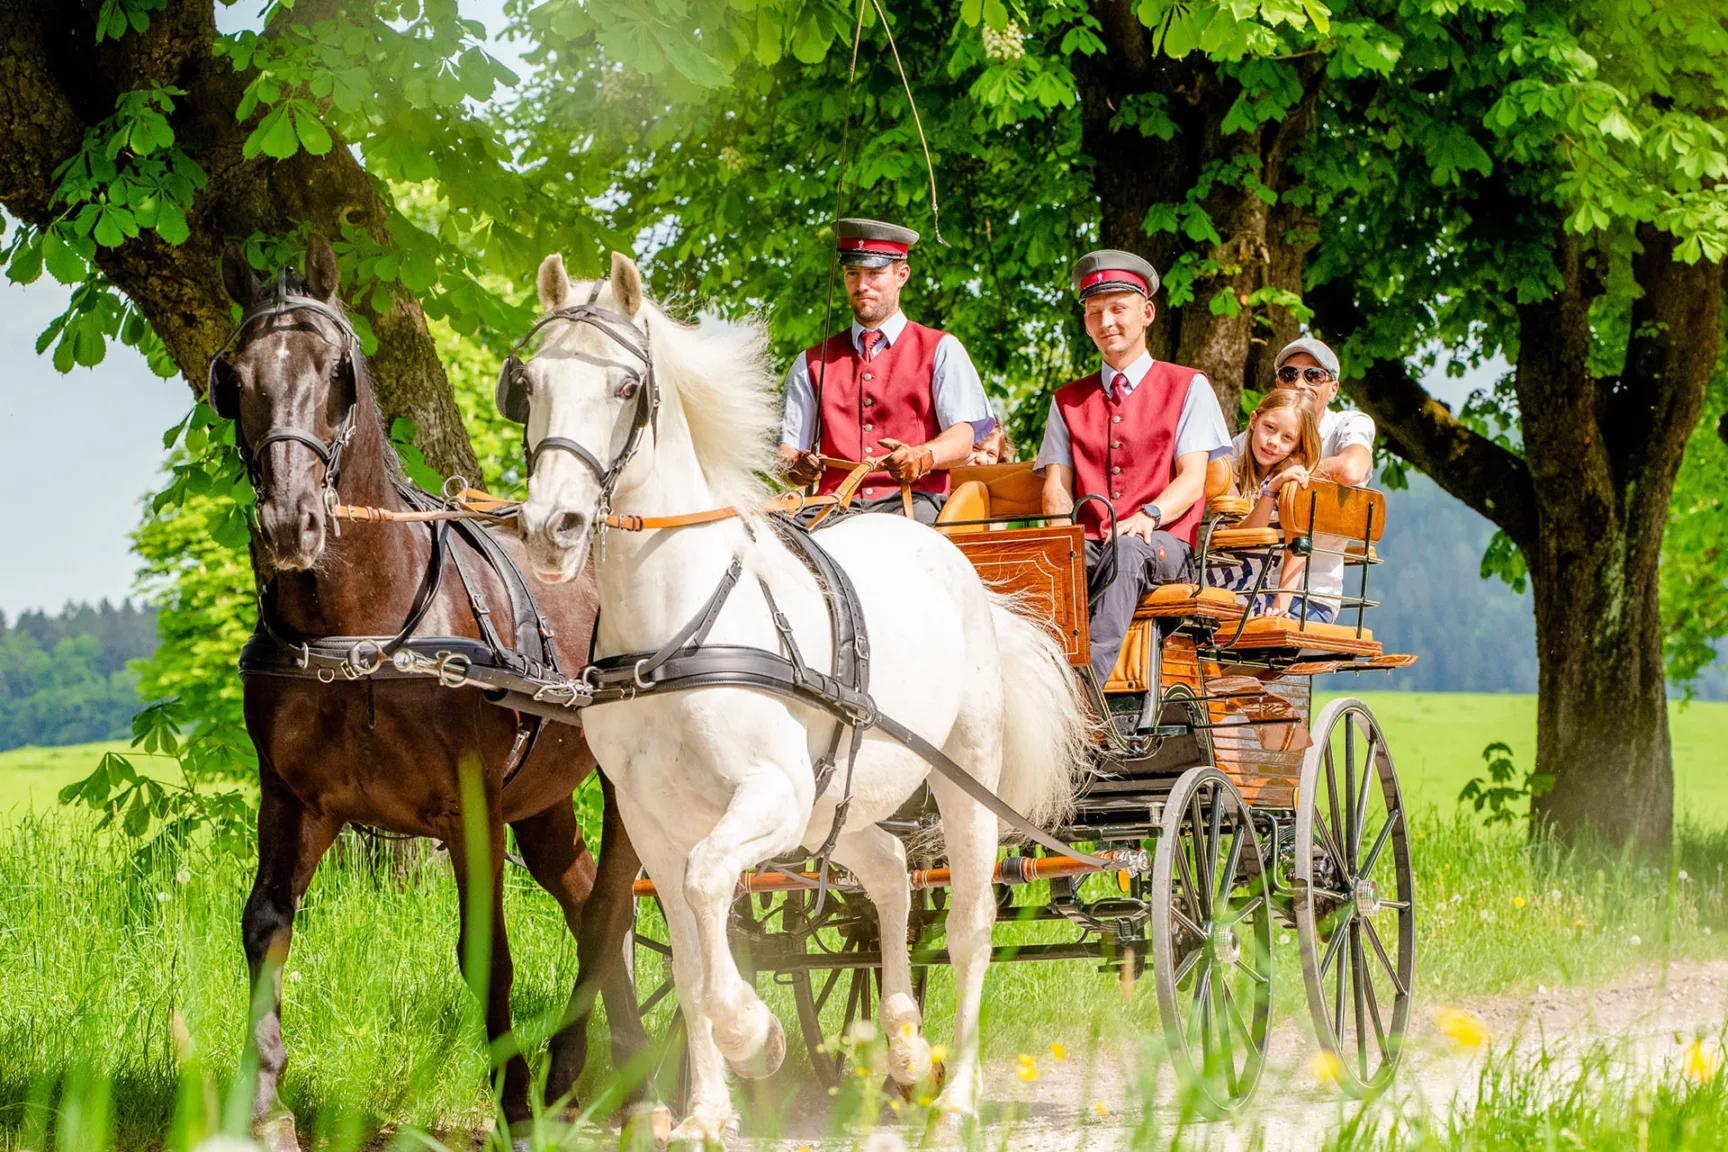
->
xmin=627 ymin=456 xmax=1418 ymax=1113
xmin=216 ymin=241 xmax=1417 ymax=1147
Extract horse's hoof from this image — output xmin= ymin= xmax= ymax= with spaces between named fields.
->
xmin=622 ymin=1101 xmax=673 ymax=1149
xmin=253 ymin=1109 xmax=299 ymax=1152
xmin=725 ymin=1013 xmax=785 ymax=1080
xmin=891 ymin=1054 xmax=947 ymax=1102
xmin=667 ymin=1107 xmax=737 ymax=1147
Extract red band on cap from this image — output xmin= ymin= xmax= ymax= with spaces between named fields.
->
xmin=1080 ymin=268 xmax=1149 ymax=294
xmin=838 ymin=237 xmax=910 ymax=257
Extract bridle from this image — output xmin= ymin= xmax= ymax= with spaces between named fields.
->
xmin=207 ymin=267 xmax=361 ymax=511
xmin=495 ymin=282 xmax=659 ymax=528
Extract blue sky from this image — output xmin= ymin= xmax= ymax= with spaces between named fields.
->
xmin=0 ymin=0 xmax=1496 ymax=617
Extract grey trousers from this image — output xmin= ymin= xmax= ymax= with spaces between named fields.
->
xmin=798 ymin=491 xmax=945 ymax=527
xmin=1085 ymin=532 xmax=1195 ymax=684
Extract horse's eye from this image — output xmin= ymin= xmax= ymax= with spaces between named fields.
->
xmin=617 ymin=377 xmax=640 ymax=400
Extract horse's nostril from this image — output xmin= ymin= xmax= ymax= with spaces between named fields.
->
xmin=554 ymin=511 xmax=587 ymax=543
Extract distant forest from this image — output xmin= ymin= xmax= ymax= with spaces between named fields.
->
xmin=0 ymin=601 xmax=158 ymax=751
xmin=1321 ymin=474 xmax=1726 ymax=701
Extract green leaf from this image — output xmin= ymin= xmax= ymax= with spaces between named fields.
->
xmin=43 ymin=228 xmax=89 ymax=285
xmin=293 ymin=104 xmax=334 ymax=155
xmin=246 ymin=106 xmax=301 ymax=161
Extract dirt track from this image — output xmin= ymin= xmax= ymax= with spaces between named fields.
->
xmin=722 ymin=959 xmax=1728 ymax=1150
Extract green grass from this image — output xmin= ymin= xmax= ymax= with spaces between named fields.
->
xmin=0 ymin=742 xmax=184 ymax=822
xmin=1316 ymin=691 xmax=1728 ymax=822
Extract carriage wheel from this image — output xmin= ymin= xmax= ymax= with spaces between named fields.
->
xmin=1151 ymin=766 xmax=1274 ymax=1113
xmin=788 ymin=939 xmax=930 ymax=1090
xmin=1295 ymin=698 xmax=1416 ymax=1096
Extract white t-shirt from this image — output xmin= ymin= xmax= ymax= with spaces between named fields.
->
xmin=1227 ymin=408 xmax=1375 ymax=614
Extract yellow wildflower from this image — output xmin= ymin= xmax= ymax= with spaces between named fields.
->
xmin=917 ymin=1095 xmax=935 ymax=1108
xmin=1049 ymin=1041 xmax=1067 ymax=1061
xmin=930 ymin=1044 xmax=948 ymax=1065
xmin=1094 ymin=1101 xmax=1109 ymax=1117
xmin=1017 ymin=1062 xmax=1039 ymax=1082
xmin=1512 ymin=896 xmax=1525 ymax=908
xmin=1684 ymin=1040 xmax=1720 ymax=1082
xmin=900 ymin=1021 xmax=914 ymax=1038
xmin=1307 ymin=1051 xmax=1343 ymax=1084
xmin=1434 ymin=1007 xmax=1489 ymax=1051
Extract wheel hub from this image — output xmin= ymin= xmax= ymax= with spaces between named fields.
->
xmin=1353 ymin=877 xmax=1381 ymax=918
xmin=1207 ymin=921 xmax=1241 ymax=967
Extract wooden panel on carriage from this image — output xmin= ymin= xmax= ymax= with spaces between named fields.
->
xmin=943 ymin=461 xmax=1045 ymax=517
xmin=1159 ymin=637 xmax=1309 ymax=808
xmin=943 ymin=524 xmax=1090 ymax=667
xmin=1225 ymin=616 xmax=1382 ymax=657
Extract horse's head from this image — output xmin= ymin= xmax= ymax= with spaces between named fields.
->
xmin=212 ymin=234 xmax=361 ymax=573
xmin=511 ymin=252 xmax=656 ymax=583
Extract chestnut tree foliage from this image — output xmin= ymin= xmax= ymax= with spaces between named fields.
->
xmin=0 ymin=0 xmax=1723 ymax=850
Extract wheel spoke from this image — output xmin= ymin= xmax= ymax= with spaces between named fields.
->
xmin=1234 ymin=957 xmax=1271 ymax=986
xmin=1174 ymin=830 xmax=1204 ymax=922
xmin=1331 ymin=929 xmax=1347 ymax=1042
xmin=1191 ymin=790 xmax=1213 ymax=917
xmin=1361 ymin=946 xmax=1389 ymax=1060
xmin=1319 ymin=914 xmax=1351 ymax=979
xmin=1377 ymin=899 xmax=1411 ymax=911
xmin=1170 ymin=904 xmax=1206 ymax=942
xmin=1353 ymin=726 xmax=1378 ymax=852
xmin=1225 ymin=894 xmax=1265 ymax=926
xmin=1351 ymin=923 xmax=1368 ymax=1080
xmin=815 ymin=967 xmax=842 ymax=1013
xmin=1173 ymin=946 xmax=1203 ymax=989
xmin=1221 ymin=977 xmax=1257 ymax=1050
xmin=1326 ymin=741 xmax=1346 ymax=875
xmin=1313 ymin=802 xmax=1349 ymax=879
xmin=1206 ymin=788 xmax=1224 ymax=906
xmin=1218 ymin=823 xmax=1245 ymax=909
xmin=1358 ymin=808 xmax=1401 ymax=881
xmin=1214 ymin=965 xmax=1237 ymax=1097
xmin=1362 ymin=917 xmax=1409 ymax=998
xmin=1344 ymin=714 xmax=1358 ymax=861
xmin=1186 ymin=959 xmax=1213 ymax=1050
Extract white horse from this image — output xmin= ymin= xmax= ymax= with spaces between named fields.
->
xmin=515 ymin=253 xmax=1089 ymax=1143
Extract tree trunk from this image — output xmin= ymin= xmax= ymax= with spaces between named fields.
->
xmin=1072 ymin=0 xmax=1322 ymax=426
xmin=1318 ymin=224 xmax=1720 ymax=856
xmin=0 ymin=0 xmax=478 ymax=478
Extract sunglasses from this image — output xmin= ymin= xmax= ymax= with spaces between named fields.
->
xmin=1276 ymin=365 xmax=1336 ymax=385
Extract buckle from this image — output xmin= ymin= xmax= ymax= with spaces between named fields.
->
xmin=436 ymin=651 xmax=472 ymax=688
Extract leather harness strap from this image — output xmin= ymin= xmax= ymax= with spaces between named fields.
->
xmin=583 ymin=519 xmax=1112 ymax=872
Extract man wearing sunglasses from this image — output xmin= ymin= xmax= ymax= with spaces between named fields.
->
xmin=1269 ymin=337 xmax=1373 ymax=486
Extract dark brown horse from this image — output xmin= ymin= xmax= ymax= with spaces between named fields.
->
xmin=215 ymin=235 xmax=648 ymax=1149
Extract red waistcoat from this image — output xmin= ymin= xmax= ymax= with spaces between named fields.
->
xmin=1054 ymin=361 xmax=1205 ymax=545
xmin=806 ymin=321 xmax=950 ymax=499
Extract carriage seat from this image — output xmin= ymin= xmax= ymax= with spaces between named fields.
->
xmin=936 ymin=461 xmax=1046 ymax=528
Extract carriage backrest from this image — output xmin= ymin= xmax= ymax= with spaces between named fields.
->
xmin=942 ymin=461 xmax=1044 ymax=519
xmin=1277 ymin=479 xmax=1386 ymax=543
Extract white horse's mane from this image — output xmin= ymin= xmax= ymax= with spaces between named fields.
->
xmin=562 ymin=280 xmax=781 ymax=514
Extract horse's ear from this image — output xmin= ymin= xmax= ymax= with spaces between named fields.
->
xmin=305 ymin=233 xmax=339 ymax=301
xmin=221 ymin=245 xmax=259 ymax=309
xmin=610 ymin=251 xmax=642 ymax=317
xmin=538 ymin=253 xmax=571 ymax=313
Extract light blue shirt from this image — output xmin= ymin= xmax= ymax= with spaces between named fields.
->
xmin=779 ymin=311 xmax=994 ymax=451
xmin=1034 ymin=352 xmax=1232 ymax=519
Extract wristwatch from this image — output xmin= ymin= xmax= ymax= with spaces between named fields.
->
xmin=1144 ymin=504 xmax=1163 ymax=528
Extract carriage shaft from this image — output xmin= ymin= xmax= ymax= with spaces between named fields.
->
xmin=629 ymin=849 xmax=1143 ymax=899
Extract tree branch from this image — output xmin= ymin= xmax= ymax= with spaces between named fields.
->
xmin=1308 ymin=281 xmax=1538 ymax=550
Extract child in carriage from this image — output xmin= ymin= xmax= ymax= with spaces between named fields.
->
xmin=1209 ymin=388 xmax=1337 ymax=622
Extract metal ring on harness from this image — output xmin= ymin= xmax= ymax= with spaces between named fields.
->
xmin=316 ymin=666 xmax=336 ymax=684
xmin=348 ymin=638 xmax=385 ymax=677
xmin=633 ymin=657 xmax=654 ymax=690
xmin=441 ymin=474 xmax=470 ymax=501
xmin=436 ymin=651 xmax=472 ymax=687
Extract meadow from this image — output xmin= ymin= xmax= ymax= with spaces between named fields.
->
xmin=1 ymin=692 xmax=1725 ymax=1149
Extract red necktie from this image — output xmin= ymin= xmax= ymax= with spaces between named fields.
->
xmin=1110 ymin=371 xmax=1128 ymax=401
xmin=861 ymin=330 xmax=884 ymax=361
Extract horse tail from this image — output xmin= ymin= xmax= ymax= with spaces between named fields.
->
xmin=986 ymin=591 xmax=1091 ymax=834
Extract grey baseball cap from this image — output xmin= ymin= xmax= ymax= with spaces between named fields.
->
xmin=1274 ymin=336 xmax=1340 ymax=377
